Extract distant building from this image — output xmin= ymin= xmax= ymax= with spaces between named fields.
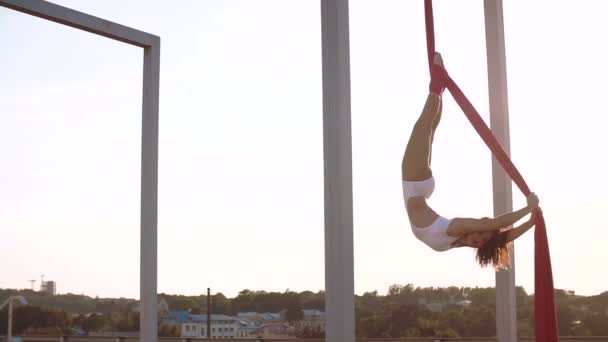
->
xmin=294 ymin=309 xmax=326 ymax=334
xmin=235 ymin=320 xmax=258 ymax=338
xmin=159 ymin=310 xmax=188 ymax=336
xmin=455 ymin=299 xmax=471 ymax=307
xmin=254 ymin=322 xmax=296 ymax=339
xmin=161 ymin=311 xmax=289 ymax=339
xmin=161 ymin=310 xmax=190 ymax=325
xmin=158 ymin=298 xmax=169 ymax=312
xmin=40 ymin=280 xmax=56 ymax=295
xmin=181 ymin=314 xmax=239 ymax=339
xmin=236 ymin=311 xmax=286 ymax=324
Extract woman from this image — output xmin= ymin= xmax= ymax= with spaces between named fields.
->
xmin=402 ymin=52 xmax=539 ymax=268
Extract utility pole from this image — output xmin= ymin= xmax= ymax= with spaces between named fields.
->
xmin=207 ymin=288 xmax=211 ymax=338
xmin=8 ymin=300 xmax=12 ymax=342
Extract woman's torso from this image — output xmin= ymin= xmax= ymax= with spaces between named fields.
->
xmin=406 ymin=197 xmax=439 ymax=228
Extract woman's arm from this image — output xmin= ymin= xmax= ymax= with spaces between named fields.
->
xmin=447 ymin=193 xmax=539 ymax=236
xmin=486 ymin=206 xmax=533 ymax=232
xmin=505 ymin=210 xmax=538 ymax=243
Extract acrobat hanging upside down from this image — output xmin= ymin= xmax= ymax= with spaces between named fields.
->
xmin=401 ymin=52 xmax=540 ymax=268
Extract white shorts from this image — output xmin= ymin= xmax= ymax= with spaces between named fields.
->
xmin=403 ymin=178 xmax=458 ymax=251
xmin=402 ymin=177 xmax=435 ymax=201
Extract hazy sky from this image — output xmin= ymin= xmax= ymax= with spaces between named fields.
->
xmin=1 ymin=0 xmax=607 ymax=300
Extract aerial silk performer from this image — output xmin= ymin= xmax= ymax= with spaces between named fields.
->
xmin=401 ymin=1 xmax=559 ymax=340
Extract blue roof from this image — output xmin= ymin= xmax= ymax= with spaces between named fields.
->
xmin=237 ymin=312 xmax=258 ymax=318
xmin=162 ymin=311 xmax=190 ymax=323
xmin=163 ymin=311 xmax=293 ymax=325
xmin=303 ymin=309 xmax=325 ymax=316
xmin=162 ymin=311 xmax=236 ymax=323
xmin=237 ymin=312 xmax=286 ymax=320
xmin=190 ymin=314 xmax=235 ymax=322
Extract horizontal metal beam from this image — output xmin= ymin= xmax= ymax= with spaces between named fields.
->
xmin=0 ymin=0 xmax=158 ymax=47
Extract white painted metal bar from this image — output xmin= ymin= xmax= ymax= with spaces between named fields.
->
xmin=140 ymin=40 xmax=161 ymax=342
xmin=0 ymin=2 xmax=161 ymax=341
xmin=0 ymin=0 xmax=157 ymax=47
xmin=320 ymin=0 xmax=355 ymax=341
xmin=484 ymin=0 xmax=517 ymax=341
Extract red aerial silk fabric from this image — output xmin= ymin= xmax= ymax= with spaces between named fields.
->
xmin=424 ymin=1 xmax=558 ymax=341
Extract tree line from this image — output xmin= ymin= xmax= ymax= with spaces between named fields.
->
xmin=1 ymin=285 xmax=607 ymax=337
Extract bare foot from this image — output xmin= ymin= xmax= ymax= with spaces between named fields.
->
xmin=433 ymin=52 xmax=444 ymax=69
xmin=429 ymin=52 xmax=447 ymax=97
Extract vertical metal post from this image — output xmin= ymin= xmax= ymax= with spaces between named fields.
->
xmin=207 ymin=288 xmax=211 ymax=338
xmin=7 ymin=301 xmax=12 ymax=342
xmin=484 ymin=1 xmax=517 ymax=341
xmin=140 ymin=38 xmax=161 ymax=342
xmin=321 ymin=0 xmax=355 ymax=341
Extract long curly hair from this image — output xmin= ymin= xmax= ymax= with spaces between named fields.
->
xmin=476 ymin=231 xmax=512 ymax=269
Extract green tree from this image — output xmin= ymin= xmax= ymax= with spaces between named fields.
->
xmin=462 ymin=306 xmax=495 ymax=337
xmin=556 ymin=301 xmax=575 ymax=335
xmin=211 ymin=293 xmax=230 ymax=314
xmin=80 ymin=313 xmax=106 ymax=332
xmin=231 ymin=289 xmax=255 ymax=314
xmin=0 ymin=306 xmax=71 ymax=335
xmin=286 ymin=306 xmax=303 ymax=321
xmin=441 ymin=310 xmax=465 ymax=336
xmin=357 ymin=312 xmax=390 ymax=338
xmin=581 ymin=311 xmax=608 ymax=336
xmin=159 ymin=324 xmax=180 ymax=337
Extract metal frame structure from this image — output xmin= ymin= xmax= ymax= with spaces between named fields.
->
xmin=0 ymin=1 xmax=161 ymax=341
xmin=3 ymin=0 xmax=512 ymax=341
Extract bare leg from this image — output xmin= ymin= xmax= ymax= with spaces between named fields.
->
xmin=427 ymin=52 xmax=445 ymax=166
xmin=402 ymin=93 xmax=441 ymax=181
xmin=402 ymin=53 xmax=446 ymax=181
xmin=428 ymin=99 xmax=442 ymax=166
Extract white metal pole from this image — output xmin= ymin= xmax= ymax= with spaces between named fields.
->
xmin=140 ymin=39 xmax=161 ymax=342
xmin=7 ymin=301 xmax=12 ymax=342
xmin=320 ymin=0 xmax=355 ymax=341
xmin=483 ymin=0 xmax=517 ymax=341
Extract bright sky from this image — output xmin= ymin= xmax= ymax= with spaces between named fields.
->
xmin=1 ymin=0 xmax=607 ymax=300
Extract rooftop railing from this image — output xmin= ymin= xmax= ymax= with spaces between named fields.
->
xmin=2 ymin=336 xmax=608 ymax=342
